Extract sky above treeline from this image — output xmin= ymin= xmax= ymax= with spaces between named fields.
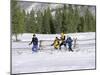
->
xmin=17 ymin=1 xmax=96 ymax=16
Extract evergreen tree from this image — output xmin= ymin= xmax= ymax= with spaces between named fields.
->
xmin=61 ymin=4 xmax=68 ymax=33
xmin=92 ymin=15 xmax=96 ymax=32
xmin=83 ymin=6 xmax=96 ymax=32
xmin=19 ymin=10 xmax=25 ymax=33
xmin=49 ymin=16 xmax=55 ymax=34
xmin=11 ymin=0 xmax=25 ymax=41
xmin=42 ymin=7 xmax=51 ymax=34
xmin=27 ymin=9 xmax=36 ymax=33
xmin=77 ymin=16 xmax=84 ymax=32
xmin=49 ymin=9 xmax=55 ymax=34
xmin=54 ymin=8 xmax=62 ymax=33
xmin=73 ymin=5 xmax=80 ymax=32
xmin=36 ymin=11 xmax=43 ymax=33
xmin=67 ymin=4 xmax=74 ymax=33
xmin=12 ymin=2 xmax=96 ymax=34
xmin=24 ymin=12 xmax=30 ymax=32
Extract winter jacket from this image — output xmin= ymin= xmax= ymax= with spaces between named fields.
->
xmin=66 ymin=37 xmax=73 ymax=47
xmin=31 ymin=37 xmax=38 ymax=45
xmin=60 ymin=35 xmax=65 ymax=43
xmin=51 ymin=39 xmax=60 ymax=49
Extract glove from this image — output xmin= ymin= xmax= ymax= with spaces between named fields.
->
xmin=29 ymin=43 xmax=31 ymax=45
xmin=51 ymin=43 xmax=53 ymax=46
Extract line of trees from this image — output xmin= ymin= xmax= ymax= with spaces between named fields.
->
xmin=11 ymin=0 xmax=96 ymax=41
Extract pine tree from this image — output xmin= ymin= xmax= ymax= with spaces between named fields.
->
xmin=25 ymin=12 xmax=30 ymax=32
xmin=27 ymin=9 xmax=36 ymax=33
xmin=54 ymin=8 xmax=62 ymax=33
xmin=49 ymin=15 xmax=55 ymax=34
xmin=49 ymin=9 xmax=55 ymax=34
xmin=36 ymin=11 xmax=43 ymax=33
xmin=77 ymin=16 xmax=84 ymax=32
xmin=67 ymin=4 xmax=74 ymax=33
xmin=61 ymin=4 xmax=68 ymax=33
xmin=11 ymin=0 xmax=25 ymax=41
xmin=42 ymin=7 xmax=51 ymax=34
xmin=73 ymin=5 xmax=80 ymax=32
xmin=83 ymin=6 xmax=96 ymax=32
xmin=92 ymin=15 xmax=96 ymax=32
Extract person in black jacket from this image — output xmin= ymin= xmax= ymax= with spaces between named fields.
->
xmin=29 ymin=34 xmax=38 ymax=52
xmin=59 ymin=32 xmax=66 ymax=50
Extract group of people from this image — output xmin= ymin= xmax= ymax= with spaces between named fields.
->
xmin=29 ymin=32 xmax=74 ymax=53
xmin=51 ymin=33 xmax=73 ymax=52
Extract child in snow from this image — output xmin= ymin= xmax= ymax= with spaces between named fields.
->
xmin=66 ymin=36 xmax=73 ymax=52
xmin=29 ymin=34 xmax=38 ymax=52
xmin=51 ymin=37 xmax=60 ymax=49
xmin=59 ymin=32 xmax=66 ymax=50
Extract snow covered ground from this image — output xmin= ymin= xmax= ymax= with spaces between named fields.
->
xmin=12 ymin=32 xmax=96 ymax=74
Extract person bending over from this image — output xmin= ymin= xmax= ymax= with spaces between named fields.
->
xmin=51 ymin=37 xmax=60 ymax=49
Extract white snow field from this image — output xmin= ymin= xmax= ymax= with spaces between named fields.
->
xmin=12 ymin=32 xmax=96 ymax=74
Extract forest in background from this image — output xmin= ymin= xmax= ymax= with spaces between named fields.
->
xmin=11 ymin=0 xmax=96 ymax=40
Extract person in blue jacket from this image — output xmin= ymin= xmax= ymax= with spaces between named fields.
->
xmin=66 ymin=36 xmax=73 ymax=52
xmin=29 ymin=34 xmax=38 ymax=52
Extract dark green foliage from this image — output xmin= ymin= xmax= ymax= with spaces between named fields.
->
xmin=11 ymin=1 xmax=96 ymax=35
xmin=27 ymin=9 xmax=36 ymax=33
xmin=36 ymin=11 xmax=43 ymax=33
xmin=54 ymin=8 xmax=63 ymax=33
xmin=73 ymin=5 xmax=80 ymax=32
xmin=84 ymin=7 xmax=96 ymax=32
xmin=42 ymin=8 xmax=51 ymax=34
xmin=61 ymin=4 xmax=68 ymax=33
xmin=11 ymin=0 xmax=25 ymax=41
xmin=77 ymin=16 xmax=84 ymax=32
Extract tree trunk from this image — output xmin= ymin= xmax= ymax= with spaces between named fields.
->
xmin=15 ymin=34 xmax=18 ymax=41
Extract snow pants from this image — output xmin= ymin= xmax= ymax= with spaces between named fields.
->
xmin=59 ymin=41 xmax=66 ymax=49
xmin=32 ymin=44 xmax=38 ymax=52
xmin=68 ymin=44 xmax=73 ymax=52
